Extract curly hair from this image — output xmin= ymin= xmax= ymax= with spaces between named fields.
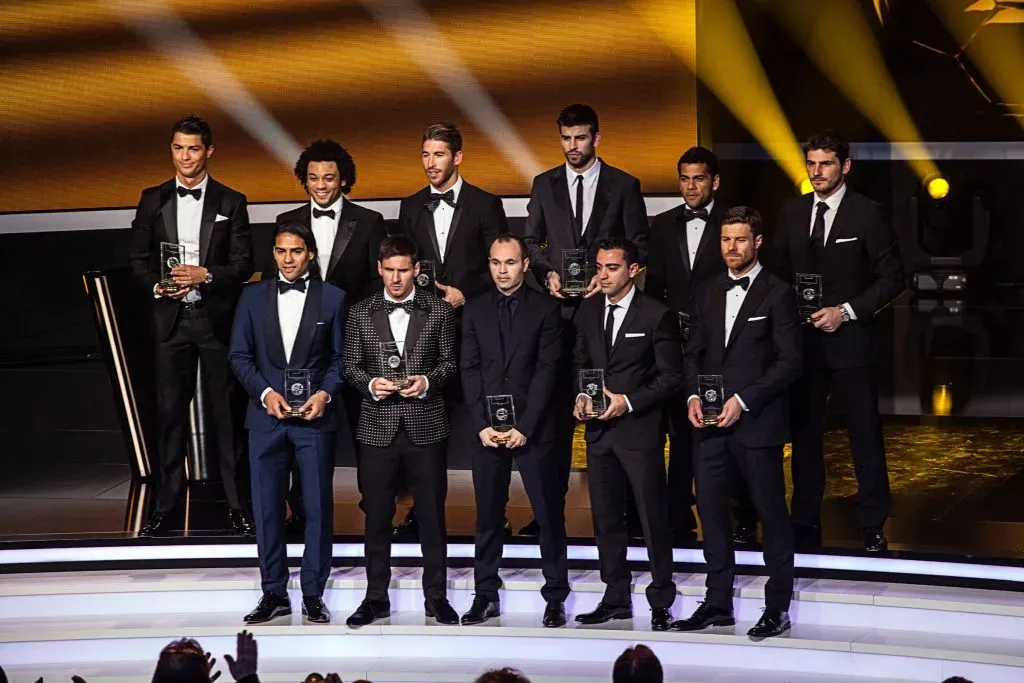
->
xmin=293 ymin=139 xmax=356 ymax=195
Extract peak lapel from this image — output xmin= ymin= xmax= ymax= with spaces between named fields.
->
xmin=327 ymin=202 xmax=358 ymax=278
xmin=287 ymin=278 xmax=322 ymax=369
xmin=198 ymin=179 xmax=222 ymax=265
xmin=160 ymin=181 xmax=178 ymax=244
xmin=263 ymin=280 xmax=288 ymax=369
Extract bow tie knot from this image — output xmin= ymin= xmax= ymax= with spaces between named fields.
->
xmin=177 ymin=186 xmax=202 ymax=200
xmin=278 ymin=277 xmax=308 ymax=294
xmin=384 ymin=299 xmax=414 ymax=315
xmin=726 ymin=276 xmax=750 ymax=291
xmin=425 ymin=189 xmax=456 ymax=212
xmin=312 ymin=207 xmax=336 ymax=220
xmin=682 ymin=206 xmax=709 ymax=222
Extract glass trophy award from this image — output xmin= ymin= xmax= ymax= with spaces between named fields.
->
xmin=561 ymin=249 xmax=590 ymax=298
xmin=677 ymin=312 xmax=693 ymax=347
xmin=416 ymin=260 xmax=436 ymax=289
xmin=284 ymin=369 xmax=311 ymax=418
xmin=698 ymin=374 xmax=725 ymax=426
xmin=578 ymin=369 xmax=607 ymax=418
xmin=486 ymin=394 xmax=516 ymax=445
xmin=380 ymin=341 xmax=411 ymax=390
xmin=795 ymin=273 xmax=823 ymax=323
xmin=160 ymin=242 xmax=185 ymax=294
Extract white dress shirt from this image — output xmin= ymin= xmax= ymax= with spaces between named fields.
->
xmin=685 ymin=198 xmax=714 ymax=268
xmin=260 ymin=274 xmax=328 ymax=406
xmin=808 ymin=182 xmax=856 ymax=320
xmin=723 ymin=262 xmax=764 ymax=412
xmin=371 ymin=289 xmax=428 ymax=399
xmin=430 ymin=176 xmax=463 ymax=262
xmin=172 ymin=174 xmax=208 ymax=302
xmin=566 ymin=160 xmax=601 ymax=235
xmin=599 ymin=283 xmax=635 ymax=413
xmin=311 ymin=196 xmax=343 ymax=276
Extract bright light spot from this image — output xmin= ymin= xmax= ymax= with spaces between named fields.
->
xmin=927 ymin=176 xmax=950 ymax=200
xmin=800 ymin=178 xmax=814 ymax=195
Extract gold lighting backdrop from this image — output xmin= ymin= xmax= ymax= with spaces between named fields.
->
xmin=0 ymin=0 xmax=697 ymax=213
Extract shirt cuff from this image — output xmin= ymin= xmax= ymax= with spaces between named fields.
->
xmin=153 ymin=283 xmax=161 ymax=299
xmin=369 ymin=379 xmax=382 ymax=402
xmin=418 ymin=376 xmax=430 ymax=399
xmin=734 ymin=393 xmax=749 ymax=412
xmin=842 ymin=302 xmax=857 ymax=320
xmin=260 ymin=387 xmax=272 ymax=407
xmin=687 ymin=394 xmax=700 ymax=405
xmin=624 ymin=395 xmax=634 ymax=413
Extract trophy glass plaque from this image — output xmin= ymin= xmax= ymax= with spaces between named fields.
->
xmin=160 ymin=242 xmax=186 ymax=294
xmin=486 ymin=394 xmax=516 ymax=445
xmin=795 ymin=273 xmax=823 ymax=323
xmin=677 ymin=312 xmax=693 ymax=347
xmin=561 ymin=249 xmax=590 ymax=298
xmin=284 ymin=369 xmax=311 ymax=418
xmin=578 ymin=369 xmax=607 ymax=418
xmin=380 ymin=341 xmax=411 ymax=390
xmin=416 ymin=260 xmax=436 ymax=289
xmin=698 ymin=374 xmax=725 ymax=426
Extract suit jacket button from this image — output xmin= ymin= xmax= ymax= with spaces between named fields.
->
xmin=503 ymin=376 xmax=508 ymax=381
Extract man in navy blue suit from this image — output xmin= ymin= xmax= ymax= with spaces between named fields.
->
xmin=228 ymin=221 xmax=347 ymax=625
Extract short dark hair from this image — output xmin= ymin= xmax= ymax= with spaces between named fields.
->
xmin=423 ymin=121 xmax=463 ymax=154
xmin=151 ymin=638 xmax=213 ymax=683
xmin=378 ymin=234 xmax=418 ymax=263
xmin=557 ymin=104 xmax=599 ymax=135
xmin=171 ymin=115 xmax=212 ymax=147
xmin=612 ymin=644 xmax=663 ymax=683
xmin=489 ymin=233 xmax=527 ymax=260
xmin=475 ymin=668 xmax=531 ymax=683
xmin=721 ymin=205 xmax=763 ymax=237
xmin=677 ymin=146 xmax=719 ymax=177
xmin=294 ymin=139 xmax=357 ymax=195
xmin=596 ymin=237 xmax=639 ymax=267
xmin=941 ymin=678 xmax=974 ymax=683
xmin=804 ymin=129 xmax=850 ymax=164
xmin=275 ymin=220 xmax=321 ymax=279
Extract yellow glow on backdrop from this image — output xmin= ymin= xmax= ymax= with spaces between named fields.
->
xmin=634 ymin=0 xmax=807 ymax=191
xmin=932 ymin=385 xmax=953 ymax=417
xmin=800 ymin=178 xmax=814 ymax=195
xmin=767 ymin=0 xmax=939 ymax=184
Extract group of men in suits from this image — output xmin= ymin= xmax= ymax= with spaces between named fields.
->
xmin=129 ymin=110 xmax=905 ymax=639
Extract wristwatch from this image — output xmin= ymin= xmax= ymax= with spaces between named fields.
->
xmin=839 ymin=306 xmax=851 ymax=322
xmin=204 ymin=271 xmax=214 ymax=285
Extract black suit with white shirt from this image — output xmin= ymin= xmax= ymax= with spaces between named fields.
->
xmin=683 ymin=264 xmax=801 ymax=612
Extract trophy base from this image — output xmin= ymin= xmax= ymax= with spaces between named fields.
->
xmin=160 ymin=280 xmax=181 ymax=294
xmin=702 ymin=415 xmax=721 ymax=427
xmin=284 ymin=408 xmax=309 ymax=419
xmin=393 ymin=379 xmax=413 ymax=391
xmin=490 ymin=430 xmax=512 ymax=445
xmin=562 ymin=290 xmax=585 ymax=299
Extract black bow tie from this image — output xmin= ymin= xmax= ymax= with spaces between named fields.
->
xmin=384 ymin=299 xmax=414 ymax=315
xmin=682 ymin=206 xmax=709 ymax=222
xmin=312 ymin=207 xmax=335 ymax=220
xmin=177 ymin=186 xmax=202 ymax=200
xmin=425 ymin=190 xmax=456 ymax=212
xmin=727 ymin=276 xmax=750 ymax=291
xmin=278 ymin=278 xmax=308 ymax=294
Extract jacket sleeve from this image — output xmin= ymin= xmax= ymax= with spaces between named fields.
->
xmin=425 ymin=303 xmax=458 ymax=391
xmin=459 ymin=305 xmax=488 ymax=433
xmin=343 ymin=311 xmax=374 ymax=399
xmin=682 ymin=293 xmax=708 ymax=399
xmin=848 ymin=202 xmax=907 ymax=319
xmin=320 ymin=290 xmax=347 ymax=397
xmin=624 ymin=309 xmax=684 ymax=414
xmin=518 ymin=301 xmax=563 ymax=438
xmin=644 ymin=216 xmax=668 ymax=303
xmin=733 ymin=287 xmax=802 ymax=414
xmin=362 ymin=212 xmax=387 ymax=299
xmin=522 ymin=177 xmax=554 ymax=283
xmin=622 ymin=175 xmax=650 ymax=266
xmin=206 ymin=192 xmax=254 ymax=287
xmin=462 ymin=194 xmax=510 ymax=299
xmin=227 ymin=289 xmax=272 ymax=400
xmin=129 ymin=191 xmax=160 ymax=289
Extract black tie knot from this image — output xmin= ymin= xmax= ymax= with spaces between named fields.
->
xmin=177 ymin=186 xmax=202 ymax=200
xmin=384 ymin=300 xmax=414 ymax=315
xmin=682 ymin=206 xmax=709 ymax=222
xmin=816 ymin=201 xmax=829 ymax=217
xmin=727 ymin=276 xmax=750 ymax=291
xmin=278 ymin=277 xmax=307 ymax=294
xmin=312 ymin=207 xmax=336 ymax=219
xmin=425 ymin=190 xmax=456 ymax=212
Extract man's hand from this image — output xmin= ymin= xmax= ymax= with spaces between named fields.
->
xmin=205 ymin=650 xmax=222 ymax=682
xmin=582 ymin=273 xmax=602 ymax=298
xmin=573 ymin=393 xmax=592 ymax=420
xmin=716 ymin=396 xmax=743 ymax=428
xmin=811 ymin=306 xmax=844 ymax=333
xmin=687 ymin=396 xmax=706 ymax=429
xmin=398 ymin=375 xmax=428 ymax=398
xmin=300 ymin=391 xmax=329 ymax=421
xmin=478 ymin=427 xmax=501 ymax=448
xmin=223 ymin=630 xmax=258 ymax=681
xmin=546 ymin=271 xmax=566 ymax=299
xmin=171 ymin=264 xmax=210 ymax=287
xmin=597 ymin=388 xmax=629 ymax=420
xmin=370 ymin=377 xmax=398 ymax=400
xmin=156 ymin=283 xmax=192 ymax=299
xmin=263 ymin=390 xmax=290 ymax=419
xmin=435 ymin=282 xmax=465 ymax=308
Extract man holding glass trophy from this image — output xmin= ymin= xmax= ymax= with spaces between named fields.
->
xmin=571 ymin=238 xmax=682 ymax=632
xmin=676 ymin=207 xmax=801 ymax=640
xmin=459 ymin=234 xmax=569 ymax=628
xmin=228 ymin=221 xmax=346 ymax=626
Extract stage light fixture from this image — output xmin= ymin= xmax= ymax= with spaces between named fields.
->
xmin=927 ymin=175 xmax=951 ymax=199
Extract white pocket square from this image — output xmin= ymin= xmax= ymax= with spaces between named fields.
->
xmin=316 ymin=321 xmax=327 ymax=326
xmin=624 ymin=332 xmax=646 ymax=338
xmin=747 ymin=316 xmax=767 ymax=322
xmin=835 ymin=237 xmax=858 ymax=243
xmin=215 ymin=213 xmax=229 ymax=221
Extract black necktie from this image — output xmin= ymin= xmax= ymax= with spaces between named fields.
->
xmin=425 ymin=190 xmax=456 ymax=212
xmin=498 ymin=295 xmax=515 ymax=357
xmin=574 ymin=175 xmax=585 ymax=236
xmin=727 ymin=276 xmax=750 ymax=291
xmin=682 ymin=206 xmax=709 ymax=222
xmin=277 ymin=277 xmax=307 ymax=294
xmin=811 ymin=201 xmax=828 ymax=249
xmin=312 ymin=207 xmax=335 ymax=219
xmin=604 ymin=303 xmax=619 ymax=353
xmin=177 ymin=186 xmax=201 ymax=200
xmin=384 ymin=300 xmax=414 ymax=315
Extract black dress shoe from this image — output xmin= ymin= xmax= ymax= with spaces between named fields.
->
xmin=733 ymin=523 xmax=757 ymax=545
xmin=518 ymin=517 xmax=540 ymax=536
xmin=670 ymin=601 xmax=735 ymax=631
xmin=651 ymin=607 xmax=672 ymax=631
xmin=747 ymin=608 xmax=791 ymax=640
xmin=461 ymin=595 xmax=500 ymax=625
xmin=425 ymin=598 xmax=459 ymax=625
xmin=302 ymin=596 xmax=331 ymax=624
xmin=542 ymin=600 xmax=566 ymax=628
xmin=140 ymin=511 xmax=171 ymax=537
xmin=393 ymin=509 xmax=419 ymax=538
xmin=285 ymin=513 xmax=306 ymax=536
xmin=229 ymin=508 xmax=255 ymax=536
xmin=792 ymin=523 xmax=823 ymax=550
xmin=346 ymin=599 xmax=391 ymax=627
xmin=574 ymin=601 xmax=632 ymax=625
xmin=503 ymin=518 xmax=513 ymax=536
xmin=243 ymin=592 xmax=292 ymax=624
xmin=863 ymin=528 xmax=888 ymax=552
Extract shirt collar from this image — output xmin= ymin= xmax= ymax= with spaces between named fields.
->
xmin=175 ymin=174 xmax=209 ymax=195
xmin=277 ymin=272 xmax=311 ymax=286
xmin=496 ymin=283 xmax=526 ymax=303
xmin=816 ymin=181 xmax=847 ymax=213
xmin=383 ymin=288 xmax=416 ymax=305
xmin=606 ymin=280 xmax=637 ymax=311
xmin=310 ymin=195 xmax=344 ymax=216
xmin=430 ymin=175 xmax=464 ymax=203
xmin=685 ymin=197 xmax=714 ymax=215
xmin=729 ymin=260 xmax=763 ymax=285
xmin=565 ymin=159 xmax=602 ymax=188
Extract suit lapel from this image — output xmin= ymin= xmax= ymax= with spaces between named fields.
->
xmin=198 ymin=179 xmax=221 ymax=265
xmin=583 ymin=169 xmax=610 ymax=243
xmin=418 ymin=197 xmax=444 ymax=264
xmin=404 ymin=295 xmax=429 ymax=356
xmin=370 ymin=296 xmax=395 ymax=345
xmin=445 ymin=187 xmax=467 ymax=262
xmin=675 ymin=210 xmax=693 ymax=277
xmin=607 ymin=293 xmax=640 ymax=361
xmin=825 ymin=192 xmax=850 ymax=247
xmin=726 ymin=273 xmax=769 ymax=351
xmin=327 ymin=201 xmax=359 ymax=278
xmin=160 ymin=182 xmax=178 ymax=244
xmin=692 ymin=209 xmax=719 ymax=275
xmin=287 ymin=278 xmax=321 ymax=369
xmin=549 ymin=171 xmax=574 ymax=246
xmin=263 ymin=280 xmax=288 ymax=369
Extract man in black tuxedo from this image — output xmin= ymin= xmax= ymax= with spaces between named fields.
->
xmin=520 ymin=104 xmax=649 ymax=534
xmin=770 ymin=131 xmax=906 ymax=552
xmin=228 ymin=222 xmax=346 ymax=625
xmin=342 ymin=236 xmax=459 ymax=627
xmin=672 ymin=206 xmax=800 ymax=640
xmin=571 ymin=238 xmax=680 ymax=632
xmin=645 ymin=146 xmax=728 ymax=544
xmin=459 ymin=234 xmax=570 ymax=628
xmin=129 ymin=115 xmax=254 ymax=536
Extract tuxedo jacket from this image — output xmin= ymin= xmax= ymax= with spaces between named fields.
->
xmin=460 ymin=286 xmax=563 ymax=444
xmin=645 ymin=201 xmax=726 ymax=315
xmin=398 ymin=181 xmax=509 ymax=300
xmin=129 ymin=177 xmax=254 ymax=343
xmin=227 ymin=277 xmax=347 ymax=433
xmin=683 ymin=270 xmax=802 ymax=448
xmin=770 ymin=188 xmax=906 ymax=369
xmin=522 ymin=160 xmax=650 ymax=283
xmin=573 ymin=289 xmax=683 ymax=451
xmin=342 ymin=290 xmax=457 ymax=447
xmin=275 ymin=199 xmax=387 ymax=302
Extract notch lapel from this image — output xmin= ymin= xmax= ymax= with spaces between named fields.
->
xmin=582 ymin=169 xmax=610 ymax=246
xmin=726 ymin=273 xmax=769 ymax=351
xmin=825 ymin=193 xmax=850 ymax=248
xmin=607 ymin=294 xmax=640 ymax=361
xmin=198 ymin=179 xmax=222 ymax=265
xmin=287 ymin=278 xmax=321 ymax=369
xmin=160 ymin=182 xmax=178 ymax=244
xmin=549 ymin=171 xmax=575 ymax=247
xmin=263 ymin=279 xmax=288 ymax=369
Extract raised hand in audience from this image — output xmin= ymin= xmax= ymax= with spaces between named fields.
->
xmin=223 ymin=630 xmax=259 ymax=681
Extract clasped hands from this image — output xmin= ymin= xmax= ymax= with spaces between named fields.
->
xmin=546 ymin=271 xmax=601 ymax=300
xmin=573 ymin=388 xmax=629 ymax=421
xmin=264 ymin=389 xmax=329 ymax=420
xmin=155 ymin=265 xmax=210 ymax=299
xmin=687 ymin=395 xmax=743 ymax=429
xmin=370 ymin=375 xmax=428 ymax=400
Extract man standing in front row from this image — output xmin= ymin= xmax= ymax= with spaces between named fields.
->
xmin=228 ymin=222 xmax=345 ymax=625
xmin=460 ymin=234 xmax=570 ymax=628
xmin=673 ymin=207 xmax=800 ymax=640
xmin=572 ymin=238 xmax=680 ymax=632
xmin=343 ymin=236 xmax=460 ymax=627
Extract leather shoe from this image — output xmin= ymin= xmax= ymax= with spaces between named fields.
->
xmin=243 ymin=592 xmax=291 ymax=624
xmin=574 ymin=601 xmax=632 ymax=625
xmin=393 ymin=509 xmax=419 ymax=538
xmin=747 ymin=608 xmax=791 ymax=640
xmin=863 ymin=528 xmax=888 ymax=552
xmin=461 ymin=595 xmax=500 ymax=625
xmin=229 ymin=508 xmax=255 ymax=536
xmin=518 ymin=517 xmax=540 ymax=536
xmin=140 ymin=510 xmax=172 ymax=537
xmin=542 ymin=600 xmax=566 ymax=628
xmin=302 ymin=596 xmax=331 ymax=624
xmin=670 ymin=601 xmax=735 ymax=631
xmin=733 ymin=523 xmax=757 ymax=545
xmin=651 ymin=607 xmax=672 ymax=631
xmin=346 ymin=599 xmax=390 ymax=627
xmin=426 ymin=598 xmax=459 ymax=625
